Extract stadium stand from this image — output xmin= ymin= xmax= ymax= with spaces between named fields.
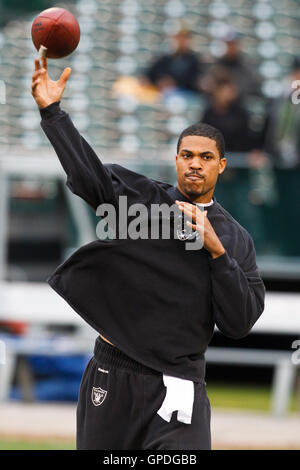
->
xmin=0 ymin=0 xmax=299 ymax=155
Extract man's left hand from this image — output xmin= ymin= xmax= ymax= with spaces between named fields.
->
xmin=175 ymin=201 xmax=225 ymax=259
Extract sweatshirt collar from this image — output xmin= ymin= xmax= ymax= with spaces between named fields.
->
xmin=171 ymin=186 xmax=216 ymax=210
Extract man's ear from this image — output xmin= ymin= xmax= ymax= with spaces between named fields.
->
xmin=218 ymin=157 xmax=227 ymax=174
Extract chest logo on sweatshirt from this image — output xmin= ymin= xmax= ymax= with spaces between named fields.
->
xmin=91 ymin=386 xmax=107 ymax=406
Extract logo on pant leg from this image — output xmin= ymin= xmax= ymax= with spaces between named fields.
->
xmin=91 ymin=386 xmax=107 ymax=406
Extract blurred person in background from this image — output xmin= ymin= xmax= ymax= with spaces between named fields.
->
xmin=262 ymin=57 xmax=300 ymax=169
xmin=215 ymin=31 xmax=262 ymax=99
xmin=200 ymin=67 xmax=263 ymax=154
xmin=141 ymin=28 xmax=204 ymax=100
xmin=200 ymin=68 xmax=277 ymax=254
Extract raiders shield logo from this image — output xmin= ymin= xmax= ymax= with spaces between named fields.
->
xmin=176 ymin=214 xmax=199 ymax=241
xmin=91 ymin=386 xmax=107 ymax=406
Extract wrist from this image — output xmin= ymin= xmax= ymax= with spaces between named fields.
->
xmin=38 ymin=100 xmax=54 ymax=109
xmin=210 ymin=246 xmax=226 ymax=259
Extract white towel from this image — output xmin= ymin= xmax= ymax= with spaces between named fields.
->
xmin=157 ymin=374 xmax=195 ymax=424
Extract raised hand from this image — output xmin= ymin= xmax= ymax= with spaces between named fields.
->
xmin=31 ymin=56 xmax=72 ymax=109
xmin=175 ymin=200 xmax=226 ymax=259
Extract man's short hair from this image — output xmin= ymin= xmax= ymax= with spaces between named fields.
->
xmin=177 ymin=123 xmax=225 ymax=158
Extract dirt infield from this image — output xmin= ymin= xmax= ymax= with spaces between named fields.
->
xmin=0 ymin=402 xmax=299 ymax=450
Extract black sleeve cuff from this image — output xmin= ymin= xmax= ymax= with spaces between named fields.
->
xmin=39 ymin=101 xmax=62 ymax=120
xmin=208 ymin=250 xmax=236 ymax=275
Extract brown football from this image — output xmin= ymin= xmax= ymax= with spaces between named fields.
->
xmin=31 ymin=7 xmax=80 ymax=59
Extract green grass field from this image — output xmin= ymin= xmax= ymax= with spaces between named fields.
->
xmin=0 ymin=383 xmax=298 ymax=450
xmin=0 ymin=439 xmax=75 ymax=450
xmin=206 ymin=382 xmax=299 ymax=412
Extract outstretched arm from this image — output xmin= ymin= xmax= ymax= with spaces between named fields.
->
xmin=31 ymin=57 xmax=117 ymax=210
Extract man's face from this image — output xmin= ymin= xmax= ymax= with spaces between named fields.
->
xmin=173 ymin=31 xmax=191 ymax=53
xmin=225 ymin=39 xmax=240 ymax=59
xmin=176 ymin=135 xmax=227 ymax=202
xmin=214 ymin=83 xmax=238 ymax=107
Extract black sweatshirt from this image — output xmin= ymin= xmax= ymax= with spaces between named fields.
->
xmin=39 ymin=102 xmax=265 ymax=382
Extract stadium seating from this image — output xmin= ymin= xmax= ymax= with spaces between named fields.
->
xmin=0 ymin=0 xmax=299 ymax=154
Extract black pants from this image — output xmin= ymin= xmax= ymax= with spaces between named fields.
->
xmin=76 ymin=336 xmax=211 ymax=450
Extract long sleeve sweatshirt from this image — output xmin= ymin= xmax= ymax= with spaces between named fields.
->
xmin=39 ymin=101 xmax=265 ymax=382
